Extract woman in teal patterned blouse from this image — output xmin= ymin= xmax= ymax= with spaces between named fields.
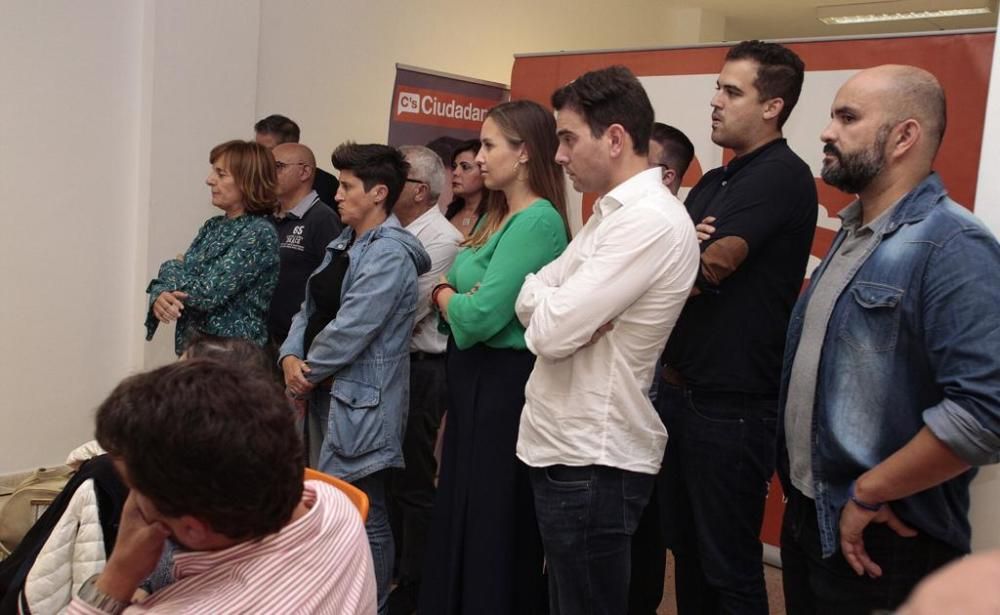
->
xmin=145 ymin=140 xmax=280 ymax=355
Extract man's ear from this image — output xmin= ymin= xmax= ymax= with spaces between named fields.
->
xmin=175 ymin=515 xmax=212 ymax=547
xmin=605 ymin=124 xmax=630 ymax=158
xmin=762 ymin=97 xmax=785 ymax=123
xmin=663 ymin=168 xmax=678 ymax=191
xmin=890 ymin=118 xmax=923 ymax=161
xmin=415 ymin=183 xmax=430 ymax=204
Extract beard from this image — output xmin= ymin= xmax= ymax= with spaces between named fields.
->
xmin=821 ymin=124 xmax=891 ymax=194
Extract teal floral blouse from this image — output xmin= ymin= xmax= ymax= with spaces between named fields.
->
xmin=145 ymin=214 xmax=279 ymax=355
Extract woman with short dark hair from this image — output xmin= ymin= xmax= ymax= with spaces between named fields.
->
xmin=279 ymin=142 xmax=430 ymax=615
xmin=145 ymin=140 xmax=280 ymax=355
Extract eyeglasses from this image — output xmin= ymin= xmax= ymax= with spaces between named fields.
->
xmin=275 ymin=161 xmax=309 ymax=171
xmin=405 ymin=178 xmax=427 ymax=185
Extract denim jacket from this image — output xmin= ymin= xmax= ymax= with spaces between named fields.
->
xmin=778 ymin=173 xmax=1000 ymax=557
xmin=280 ymin=216 xmax=431 ymax=482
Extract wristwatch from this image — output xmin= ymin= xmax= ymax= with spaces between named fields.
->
xmin=78 ymin=574 xmax=129 ymax=614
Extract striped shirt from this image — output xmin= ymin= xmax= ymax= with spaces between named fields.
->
xmin=69 ymin=481 xmax=376 ymax=614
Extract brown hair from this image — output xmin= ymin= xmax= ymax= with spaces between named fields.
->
xmin=209 ymin=140 xmax=278 ymax=215
xmin=95 ymin=360 xmax=303 ymax=540
xmin=466 ymin=100 xmax=569 ymax=248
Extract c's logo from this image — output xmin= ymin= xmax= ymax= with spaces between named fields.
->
xmin=397 ymin=92 xmax=421 ymax=115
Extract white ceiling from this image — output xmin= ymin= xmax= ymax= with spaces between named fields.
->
xmin=665 ymin=0 xmax=998 ymax=41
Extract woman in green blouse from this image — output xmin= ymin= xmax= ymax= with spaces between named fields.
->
xmin=421 ymin=100 xmax=569 ymax=615
xmin=145 ymin=140 xmax=280 ymax=355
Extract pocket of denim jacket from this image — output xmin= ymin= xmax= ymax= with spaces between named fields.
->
xmin=838 ymin=282 xmax=904 ymax=352
xmin=329 ymin=378 xmax=385 ymax=457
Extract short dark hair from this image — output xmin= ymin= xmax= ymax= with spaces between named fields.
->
xmin=725 ymin=41 xmax=805 ymax=128
xmin=551 ymin=65 xmax=654 ymax=156
xmin=95 ymin=360 xmax=303 ymax=540
xmin=331 ymin=142 xmax=409 ymax=214
xmin=254 ymin=114 xmax=300 ymax=144
xmin=650 ymin=122 xmax=696 ymax=179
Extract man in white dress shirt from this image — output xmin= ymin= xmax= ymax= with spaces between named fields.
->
xmin=514 ymin=65 xmax=700 ymax=615
xmin=387 ymin=145 xmax=463 ymax=615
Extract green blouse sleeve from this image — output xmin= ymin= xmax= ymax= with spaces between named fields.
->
xmin=447 ymin=208 xmax=566 ymax=348
xmin=179 ymin=220 xmax=278 ymax=312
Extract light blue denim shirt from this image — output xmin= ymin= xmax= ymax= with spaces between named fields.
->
xmin=778 ymin=173 xmax=1000 ymax=557
xmin=280 ymin=216 xmax=431 ymax=482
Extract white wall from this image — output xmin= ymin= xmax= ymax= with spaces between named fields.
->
xmin=141 ymin=0 xmax=263 ymax=369
xmin=0 ymin=0 xmax=145 ymax=473
xmin=255 ymin=0 xmax=702 ymax=173
xmin=0 ymin=0 xmax=262 ymax=474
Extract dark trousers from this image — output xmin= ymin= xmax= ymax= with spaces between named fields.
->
xmin=628 ymin=482 xmax=667 ymax=615
xmin=781 ymin=486 xmax=963 ymax=615
xmin=387 ymin=354 xmax=446 ymax=608
xmin=531 ymin=464 xmax=654 ymax=615
xmin=353 ymin=470 xmax=393 ymax=615
xmin=656 ymin=383 xmax=776 ymax=615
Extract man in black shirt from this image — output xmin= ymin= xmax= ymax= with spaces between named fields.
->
xmin=655 ymin=41 xmax=817 ymax=614
xmin=255 ymin=114 xmax=341 ymax=208
xmin=628 ymin=122 xmax=696 ymax=615
xmin=268 ymin=143 xmax=343 ymax=348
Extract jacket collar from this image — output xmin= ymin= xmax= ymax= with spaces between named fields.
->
xmin=880 ymin=172 xmax=948 ymax=235
xmin=329 ymin=214 xmax=403 ymax=252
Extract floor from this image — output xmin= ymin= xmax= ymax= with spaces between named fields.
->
xmin=656 ymin=555 xmax=786 ymax=615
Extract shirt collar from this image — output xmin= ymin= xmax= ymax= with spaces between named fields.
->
xmin=596 ymin=167 xmax=665 ymax=219
xmin=722 ymin=137 xmax=785 ymax=180
xmin=839 ymin=196 xmax=901 ymax=235
xmin=278 ymin=190 xmax=320 ymax=220
xmin=405 ymin=203 xmax=444 ymax=232
xmin=171 ymin=482 xmax=320 ymax=579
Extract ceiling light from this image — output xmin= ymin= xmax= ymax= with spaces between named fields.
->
xmin=818 ymin=0 xmax=993 ymax=24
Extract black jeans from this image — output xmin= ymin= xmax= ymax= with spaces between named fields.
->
xmin=388 ymin=354 xmax=447 ymax=587
xmin=531 ymin=464 xmax=654 ymax=615
xmin=657 ymin=383 xmax=777 ymax=615
xmin=628 ymin=481 xmax=667 ymax=615
xmin=781 ymin=486 xmax=963 ymax=615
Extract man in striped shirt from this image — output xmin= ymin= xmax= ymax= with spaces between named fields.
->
xmin=69 ymin=360 xmax=376 ymax=615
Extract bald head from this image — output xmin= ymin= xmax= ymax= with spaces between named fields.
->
xmin=273 ymin=143 xmax=317 ymax=207
xmin=848 ymin=64 xmax=947 ymax=157
xmin=273 ymin=143 xmax=316 ymax=169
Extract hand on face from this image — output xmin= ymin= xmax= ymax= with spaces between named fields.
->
xmin=102 ymin=493 xmax=171 ymax=594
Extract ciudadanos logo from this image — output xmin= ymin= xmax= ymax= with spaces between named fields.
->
xmin=394 ymin=86 xmax=496 ymax=130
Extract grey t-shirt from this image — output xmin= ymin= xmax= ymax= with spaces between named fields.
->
xmin=785 ymin=200 xmax=896 ymax=498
